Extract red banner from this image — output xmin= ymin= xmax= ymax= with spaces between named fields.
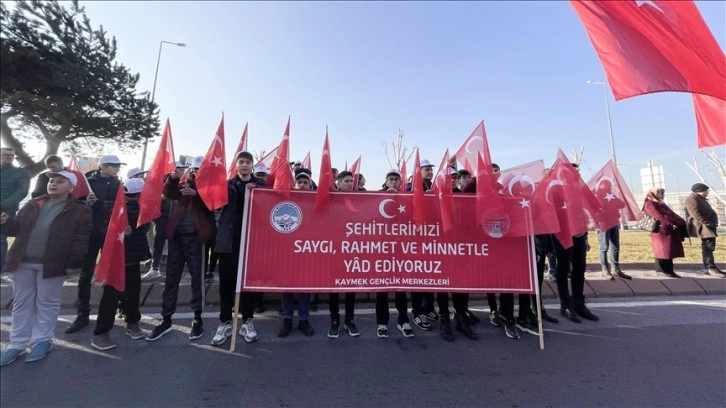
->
xmin=238 ymin=189 xmax=536 ymax=293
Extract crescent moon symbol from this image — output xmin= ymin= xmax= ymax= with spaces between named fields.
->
xmin=378 ymin=199 xmax=397 ymax=219
xmin=508 ymin=175 xmax=536 ymax=197
xmin=214 ymin=135 xmax=223 ymax=148
xmin=595 ymin=176 xmax=615 ymax=191
xmin=544 ymin=179 xmax=563 ymax=204
xmin=465 ymin=136 xmax=484 ymax=153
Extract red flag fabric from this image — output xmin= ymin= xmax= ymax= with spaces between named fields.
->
xmin=455 ymin=121 xmax=489 ymax=174
xmin=498 ymin=160 xmax=547 ymax=189
xmin=411 ymin=150 xmax=427 ymax=226
xmin=95 ymin=184 xmax=128 ymax=291
xmin=301 ymin=151 xmax=312 ymax=170
xmin=587 ymin=159 xmax=640 ymax=224
xmin=138 ymin=119 xmax=176 ymax=227
xmin=694 ymin=94 xmax=726 ymax=149
xmin=474 ymin=153 xmax=504 ymax=227
xmin=570 ymin=0 xmax=726 ymax=101
xmin=399 ymin=159 xmax=408 ymax=192
xmin=228 ymin=122 xmax=248 ymax=180
xmin=349 ymin=156 xmax=362 ymax=190
xmin=196 ymin=116 xmax=229 ymax=211
xmin=254 ymin=147 xmax=278 ymax=169
xmin=270 ymin=118 xmax=293 ymax=195
xmin=315 ymin=129 xmax=334 ymax=212
xmin=67 ymin=155 xmax=91 ymax=199
xmin=433 ymin=150 xmax=456 ymax=232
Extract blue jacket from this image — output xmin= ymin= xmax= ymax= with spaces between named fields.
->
xmin=214 ymin=175 xmax=265 ymax=254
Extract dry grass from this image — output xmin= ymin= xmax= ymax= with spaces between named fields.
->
xmin=586 ymin=230 xmax=724 ymax=264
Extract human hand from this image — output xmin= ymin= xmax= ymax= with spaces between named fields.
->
xmin=246 ymin=183 xmax=257 ymax=190
xmin=87 ymin=193 xmax=98 ymax=206
xmin=180 ymin=185 xmax=197 ymax=196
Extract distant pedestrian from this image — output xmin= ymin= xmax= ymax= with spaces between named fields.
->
xmin=684 ymin=183 xmax=724 ymax=278
xmin=643 ymin=188 xmax=688 ymax=278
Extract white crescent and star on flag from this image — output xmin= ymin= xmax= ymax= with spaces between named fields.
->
xmin=378 ymin=199 xmax=406 ymax=219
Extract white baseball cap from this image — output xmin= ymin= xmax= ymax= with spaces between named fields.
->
xmin=253 ymin=164 xmax=269 ymax=175
xmin=420 ymin=159 xmax=434 ymax=168
xmin=126 ymin=167 xmax=148 ymax=178
xmin=99 ymin=155 xmax=126 ymax=165
xmin=191 ymin=156 xmax=204 ymax=169
xmin=385 ymin=169 xmax=401 ymax=178
xmin=48 ymin=170 xmax=78 ymax=187
xmin=124 ymin=178 xmax=145 ymax=194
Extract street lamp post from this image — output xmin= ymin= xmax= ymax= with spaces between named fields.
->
xmin=140 ymin=40 xmax=186 ymax=170
xmin=586 ymin=80 xmax=617 ymax=166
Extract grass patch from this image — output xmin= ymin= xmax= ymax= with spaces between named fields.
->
xmin=586 ymin=230 xmax=723 ymax=264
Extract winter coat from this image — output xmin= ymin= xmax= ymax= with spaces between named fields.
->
xmin=2 ymin=196 xmax=92 ymax=278
xmin=684 ymin=193 xmax=718 ymax=239
xmin=162 ymin=176 xmax=216 ymax=243
xmin=87 ymin=173 xmax=122 ymax=237
xmin=31 ymin=167 xmax=88 ymax=200
xmin=214 ymin=175 xmax=266 ymax=254
xmin=643 ymin=200 xmax=686 ymax=260
xmin=0 ymin=163 xmax=30 ymax=214
xmin=125 ymin=200 xmax=151 ymax=264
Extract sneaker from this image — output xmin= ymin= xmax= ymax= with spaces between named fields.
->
xmin=189 ymin=318 xmax=203 ymax=340
xmin=146 ymin=320 xmax=173 ymax=341
xmin=92 ymin=333 xmax=117 ymax=351
xmin=344 ymin=320 xmax=361 ymax=337
xmin=489 ymin=310 xmax=504 ymax=327
xmin=0 ymin=348 xmax=25 ymax=366
xmin=328 ymin=316 xmax=340 ymax=339
xmin=278 ymin=318 xmax=293 ymax=338
xmin=239 ymin=318 xmax=258 ymax=343
xmin=376 ymin=325 xmax=389 ymax=338
xmin=141 ymin=268 xmax=162 ymax=281
xmin=426 ymin=311 xmax=439 ymax=321
xmin=25 ymin=340 xmax=52 ymax=363
xmin=204 ymin=272 xmax=215 ymax=283
xmin=413 ymin=314 xmax=431 ymax=331
xmin=504 ymin=320 xmax=520 ymax=339
xmin=211 ymin=321 xmax=233 ymax=346
xmin=516 ymin=317 xmax=538 ymax=336
xmin=125 ymin=323 xmax=146 ymax=340
xmin=397 ymin=322 xmax=415 ymax=338
xmin=298 ymin=320 xmax=315 ymax=337
xmin=116 ymin=311 xmax=126 ymax=321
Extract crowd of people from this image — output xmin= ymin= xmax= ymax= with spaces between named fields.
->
xmin=0 ymin=146 xmax=722 ymax=366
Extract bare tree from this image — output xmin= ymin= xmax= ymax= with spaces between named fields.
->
xmin=382 ymin=129 xmax=416 ymax=170
xmin=684 ymin=149 xmax=726 ymax=205
xmin=569 ymin=146 xmax=585 ymax=165
xmin=253 ymin=149 xmax=267 ymax=163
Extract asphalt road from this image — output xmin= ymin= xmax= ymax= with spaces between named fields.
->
xmin=1 ymin=296 xmax=725 ymax=408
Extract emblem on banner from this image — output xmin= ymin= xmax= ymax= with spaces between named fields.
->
xmin=482 ymin=215 xmax=510 ymax=239
xmin=270 ymin=201 xmax=303 ymax=233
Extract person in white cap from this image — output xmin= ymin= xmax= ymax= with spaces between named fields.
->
xmin=253 ymin=164 xmax=269 ymax=184
xmin=66 ymin=154 xmax=125 ymax=334
xmin=0 ymin=171 xmax=92 ymax=365
xmin=126 ymin=167 xmax=148 ymax=180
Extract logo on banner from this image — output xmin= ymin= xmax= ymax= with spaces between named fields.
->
xmin=270 ymin=201 xmax=303 ymax=233
xmin=482 ymin=215 xmax=510 ymax=239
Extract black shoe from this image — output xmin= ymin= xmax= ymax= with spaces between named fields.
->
xmin=309 ymin=301 xmax=318 ymax=312
xmin=560 ymin=308 xmax=582 ymax=323
xmin=65 ymin=315 xmax=89 ymax=334
xmin=504 ymin=319 xmax=519 ymax=339
xmin=574 ymin=299 xmax=599 ymax=321
xmin=344 ymin=320 xmax=361 ymax=337
xmin=298 ymin=320 xmax=315 ymax=337
xmin=204 ymin=272 xmax=215 ymax=283
xmin=439 ymin=315 xmax=455 ymax=342
xmin=612 ymin=269 xmax=632 ymax=280
xmin=146 ymin=320 xmax=173 ymax=341
xmin=465 ymin=309 xmax=480 ymax=325
xmin=489 ymin=310 xmax=504 ymax=327
xmin=540 ymin=307 xmax=559 ymax=324
xmin=328 ymin=316 xmax=340 ymax=339
xmin=516 ymin=316 xmax=538 ymax=336
xmin=188 ymin=318 xmax=203 ymax=340
xmin=455 ymin=314 xmax=479 ymax=340
xmin=278 ymin=318 xmax=293 ymax=338
xmin=657 ymin=270 xmax=681 ymax=278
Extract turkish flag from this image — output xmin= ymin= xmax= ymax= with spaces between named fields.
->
xmin=455 ymin=121 xmax=490 ymax=174
xmin=571 ymin=0 xmax=726 ymax=101
xmin=475 ymin=151 xmax=505 ymax=228
xmin=254 ymin=146 xmax=278 ymax=169
xmin=432 ymin=150 xmax=456 ymax=232
xmin=95 ymin=184 xmax=128 ymax=292
xmin=587 ymin=159 xmax=640 ymax=225
xmin=67 ymin=155 xmax=91 ymax=199
xmin=498 ymin=160 xmax=547 ymax=189
xmin=315 ymin=129 xmax=334 ymax=212
xmin=270 ymin=118 xmax=293 ymax=196
xmin=349 ymin=156 xmax=362 ymax=190
xmin=399 ymin=159 xmax=408 ymax=192
xmin=694 ymin=94 xmax=726 ymax=149
xmin=411 ymin=149 xmax=427 ymax=226
xmin=196 ymin=116 xmax=229 ymax=211
xmin=228 ymin=122 xmax=248 ymax=180
xmin=138 ymin=119 xmax=176 ymax=227
xmin=495 ymin=161 xmax=559 ymax=236
xmin=301 ymin=151 xmax=312 ymax=171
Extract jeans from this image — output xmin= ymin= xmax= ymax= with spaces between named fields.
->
xmin=375 ymin=292 xmax=409 ymax=325
xmin=282 ymin=293 xmax=310 ymax=320
xmin=151 ymin=216 xmax=169 ymax=270
xmin=9 ymin=264 xmax=65 ymax=349
xmin=94 ymin=263 xmax=142 ymax=335
xmin=597 ymin=226 xmax=620 ymax=270
xmin=701 ymin=238 xmax=717 ymax=269
xmin=554 ymin=234 xmax=588 ymax=308
xmin=161 ymin=233 xmax=204 ymax=320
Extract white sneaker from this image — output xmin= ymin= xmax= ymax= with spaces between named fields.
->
xmin=141 ymin=268 xmax=161 ymax=281
xmin=211 ymin=321 xmax=233 ymax=346
xmin=239 ymin=318 xmax=258 ymax=343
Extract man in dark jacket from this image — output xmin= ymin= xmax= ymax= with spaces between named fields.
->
xmin=685 ymin=183 xmax=724 ymax=277
xmin=0 ymin=147 xmax=30 ymax=270
xmin=66 ymin=154 xmax=125 ymax=334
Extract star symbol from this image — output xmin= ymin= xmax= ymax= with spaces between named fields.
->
xmin=604 ymin=192 xmax=615 ymax=202
xmin=398 ymin=205 xmax=406 ymax=214
xmin=635 ymin=0 xmax=663 ymax=13
xmin=117 ymin=232 xmax=125 ymax=243
xmin=562 ymin=203 xmax=568 ymax=209
xmin=519 ymin=199 xmax=530 ymax=208
xmin=118 ymin=207 xmax=124 ymax=219
xmin=212 ymin=156 xmax=223 ymax=167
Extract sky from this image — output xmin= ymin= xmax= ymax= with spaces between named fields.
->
xmin=16 ymin=1 xmax=726 ymax=193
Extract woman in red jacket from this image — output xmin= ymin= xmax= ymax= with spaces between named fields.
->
xmin=643 ymin=188 xmax=688 ymax=278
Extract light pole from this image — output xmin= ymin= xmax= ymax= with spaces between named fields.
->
xmin=140 ymin=40 xmax=186 ymax=170
xmin=586 ymin=80 xmax=617 ymax=165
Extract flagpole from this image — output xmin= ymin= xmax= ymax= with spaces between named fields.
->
xmin=229 ymin=292 xmax=241 ymax=353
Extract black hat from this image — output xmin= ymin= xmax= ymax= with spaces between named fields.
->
xmin=457 ymin=169 xmax=471 ymax=177
xmin=691 ymin=183 xmax=709 ymax=193
xmin=236 ymin=151 xmax=254 ymax=162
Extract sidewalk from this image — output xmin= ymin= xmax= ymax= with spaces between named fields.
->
xmin=1 ymin=263 xmax=725 ymax=311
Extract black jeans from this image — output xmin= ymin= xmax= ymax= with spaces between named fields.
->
xmin=554 ymin=234 xmax=588 ymax=308
xmin=411 ymin=292 xmax=435 ymax=316
xmin=329 ymin=293 xmax=356 ymax=321
xmin=217 ymin=235 xmax=255 ymax=323
xmin=77 ymin=231 xmax=105 ymax=316
xmin=701 ymin=238 xmax=717 ymax=268
xmin=436 ymin=292 xmax=469 ymax=317
xmin=161 ymin=233 xmax=204 ymax=320
xmin=151 ymin=216 xmax=168 ymax=270
xmin=94 ymin=263 xmax=141 ymax=335
xmin=375 ymin=292 xmax=409 ymax=325
xmin=531 ymin=252 xmax=547 ymax=310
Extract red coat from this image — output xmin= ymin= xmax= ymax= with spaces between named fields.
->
xmin=643 ymin=200 xmax=686 ymax=259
